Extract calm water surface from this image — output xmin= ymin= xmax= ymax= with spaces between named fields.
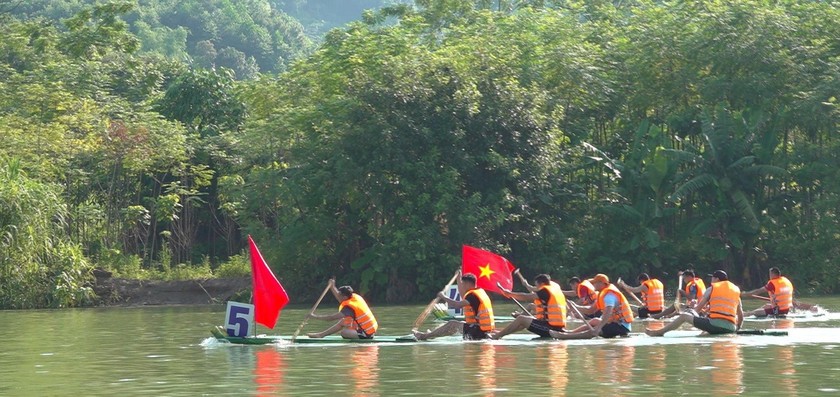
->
xmin=2 ymin=297 xmax=840 ymax=396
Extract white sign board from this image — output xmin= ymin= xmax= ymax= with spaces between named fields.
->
xmin=225 ymin=301 xmax=255 ymax=337
xmin=446 ymin=285 xmax=463 ymax=316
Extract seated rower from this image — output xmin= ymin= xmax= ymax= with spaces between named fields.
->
xmin=550 ymin=274 xmax=634 ymax=340
xmin=741 ymin=267 xmax=793 ymax=317
xmin=618 ymin=273 xmax=664 ymax=319
xmin=646 ymin=270 xmax=743 ymax=337
xmin=651 ymin=269 xmax=707 ymax=319
xmin=413 ymin=272 xmax=495 ymax=340
xmin=489 ymin=274 xmax=567 ymax=339
xmin=308 ymin=279 xmax=378 ymax=339
xmin=564 ymin=276 xmax=601 ymax=319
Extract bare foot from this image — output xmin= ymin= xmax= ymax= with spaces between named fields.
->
xmin=307 ymin=332 xmax=323 ymax=338
xmin=487 ymin=332 xmax=502 ymax=340
xmin=644 ymin=327 xmax=665 ymax=337
xmin=412 ymin=330 xmax=428 ymax=341
xmin=548 ymin=330 xmax=563 ymax=339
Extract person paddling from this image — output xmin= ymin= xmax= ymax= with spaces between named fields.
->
xmin=550 ymin=274 xmax=634 ymax=340
xmin=489 ymin=274 xmax=567 ymax=339
xmin=645 ymin=270 xmax=743 ymax=337
xmin=564 ymin=276 xmax=601 ymax=319
xmin=413 ymin=272 xmax=495 ymax=340
xmin=651 ymin=269 xmax=707 ymax=319
xmin=617 ymin=273 xmax=665 ymax=319
xmin=741 ymin=267 xmax=794 ymax=317
xmin=307 ymin=279 xmax=378 ymax=339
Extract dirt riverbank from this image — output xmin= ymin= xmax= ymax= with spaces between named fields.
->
xmin=91 ymin=270 xmax=250 ymax=306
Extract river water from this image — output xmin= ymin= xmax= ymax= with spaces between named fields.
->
xmin=2 ymin=297 xmax=840 ymax=396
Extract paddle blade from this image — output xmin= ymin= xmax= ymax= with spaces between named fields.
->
xmin=249 ymin=235 xmax=290 ymax=329
xmin=461 ymin=245 xmax=515 ymax=294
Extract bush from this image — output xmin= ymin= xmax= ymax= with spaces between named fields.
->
xmin=215 ymin=252 xmax=250 ymax=278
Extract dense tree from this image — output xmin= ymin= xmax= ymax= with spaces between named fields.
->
xmin=2 ymin=0 xmax=840 ymax=308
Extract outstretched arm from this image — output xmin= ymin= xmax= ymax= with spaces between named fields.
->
xmin=308 ymin=320 xmax=343 ymax=338
xmin=327 ymin=278 xmax=340 ymax=301
xmin=499 ymin=284 xmax=537 ymax=301
xmin=618 ymin=280 xmax=645 ymax=294
xmin=438 ymin=291 xmax=470 ymax=308
xmin=310 ymin=311 xmax=344 ymax=321
xmin=515 ymin=270 xmax=539 ymax=293
xmin=741 ymin=286 xmax=767 ymax=297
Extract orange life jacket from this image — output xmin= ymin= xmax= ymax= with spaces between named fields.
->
xmin=339 ymin=293 xmax=378 ymax=336
xmin=708 ymin=281 xmax=741 ymax=324
xmin=596 ymin=284 xmax=634 ymax=324
xmin=684 ymin=278 xmax=707 ymax=302
xmin=577 ymin=280 xmax=598 ymax=305
xmin=641 ymin=279 xmax=665 ymax=311
xmin=769 ymin=276 xmax=794 ymax=311
xmin=464 ymin=288 xmax=495 ymax=332
xmin=534 ymin=282 xmax=567 ymax=327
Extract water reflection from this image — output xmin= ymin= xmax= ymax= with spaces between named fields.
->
xmin=772 ymin=318 xmax=795 ymax=329
xmin=644 ymin=345 xmax=666 ymax=384
xmin=771 ymin=346 xmax=797 ymax=396
xmin=254 ymin=349 xmax=284 ymax=396
xmin=711 ymin=342 xmax=743 ymax=395
xmin=541 ymin=343 xmax=568 ymax=395
xmin=350 ymin=346 xmax=380 ymax=397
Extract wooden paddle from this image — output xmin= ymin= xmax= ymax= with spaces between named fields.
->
xmin=411 ymin=270 xmax=460 ymax=332
xmin=496 ymin=281 xmax=533 ymax=316
xmin=566 ymin=301 xmax=596 ymax=333
xmin=674 ymin=275 xmax=683 ymax=312
xmin=617 ymin=278 xmax=645 ymax=306
xmin=291 ymin=279 xmax=334 ymax=342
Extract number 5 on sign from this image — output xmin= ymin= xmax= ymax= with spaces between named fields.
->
xmin=225 ymin=301 xmax=254 ymax=337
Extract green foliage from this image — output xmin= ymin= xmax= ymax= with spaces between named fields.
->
xmin=0 ymin=159 xmax=94 ymax=308
xmin=3 ymin=0 xmax=840 ymax=309
xmin=215 ymin=252 xmax=251 ymax=278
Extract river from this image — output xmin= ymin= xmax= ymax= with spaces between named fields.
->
xmin=2 ymin=297 xmax=840 ymax=396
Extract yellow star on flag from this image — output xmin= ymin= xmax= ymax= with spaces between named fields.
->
xmin=478 ymin=263 xmax=495 ymax=280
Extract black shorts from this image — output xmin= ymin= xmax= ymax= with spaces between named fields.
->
xmin=638 ymin=307 xmax=663 ymax=319
xmin=463 ymin=323 xmax=490 ymax=340
xmin=692 ymin=316 xmax=735 ymax=335
xmin=763 ymin=307 xmax=790 ymax=317
xmin=585 ymin=311 xmax=603 ymax=320
xmin=357 ymin=331 xmax=374 ymax=339
xmin=527 ymin=319 xmax=564 ymax=338
xmin=599 ymin=322 xmax=630 ymax=338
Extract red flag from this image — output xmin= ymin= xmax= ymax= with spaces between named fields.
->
xmin=249 ymin=235 xmax=290 ymax=329
xmin=461 ymin=245 xmax=516 ymax=294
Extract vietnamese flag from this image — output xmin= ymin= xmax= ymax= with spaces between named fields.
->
xmin=249 ymin=235 xmax=290 ymax=329
xmin=461 ymin=245 xmax=516 ymax=294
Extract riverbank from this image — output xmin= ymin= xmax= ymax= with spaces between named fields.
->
xmin=91 ymin=270 xmax=250 ymax=306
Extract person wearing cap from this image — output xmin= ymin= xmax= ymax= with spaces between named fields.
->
xmin=645 ymin=270 xmax=743 ymax=337
xmin=741 ymin=267 xmax=794 ymax=317
xmin=617 ymin=273 xmax=665 ymax=319
xmin=550 ymin=274 xmax=634 ymax=339
xmin=489 ymin=273 xmax=567 ymax=339
xmin=651 ymin=269 xmax=707 ymax=319
xmin=564 ymin=276 xmax=601 ymax=319
xmin=413 ymin=272 xmax=495 ymax=340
